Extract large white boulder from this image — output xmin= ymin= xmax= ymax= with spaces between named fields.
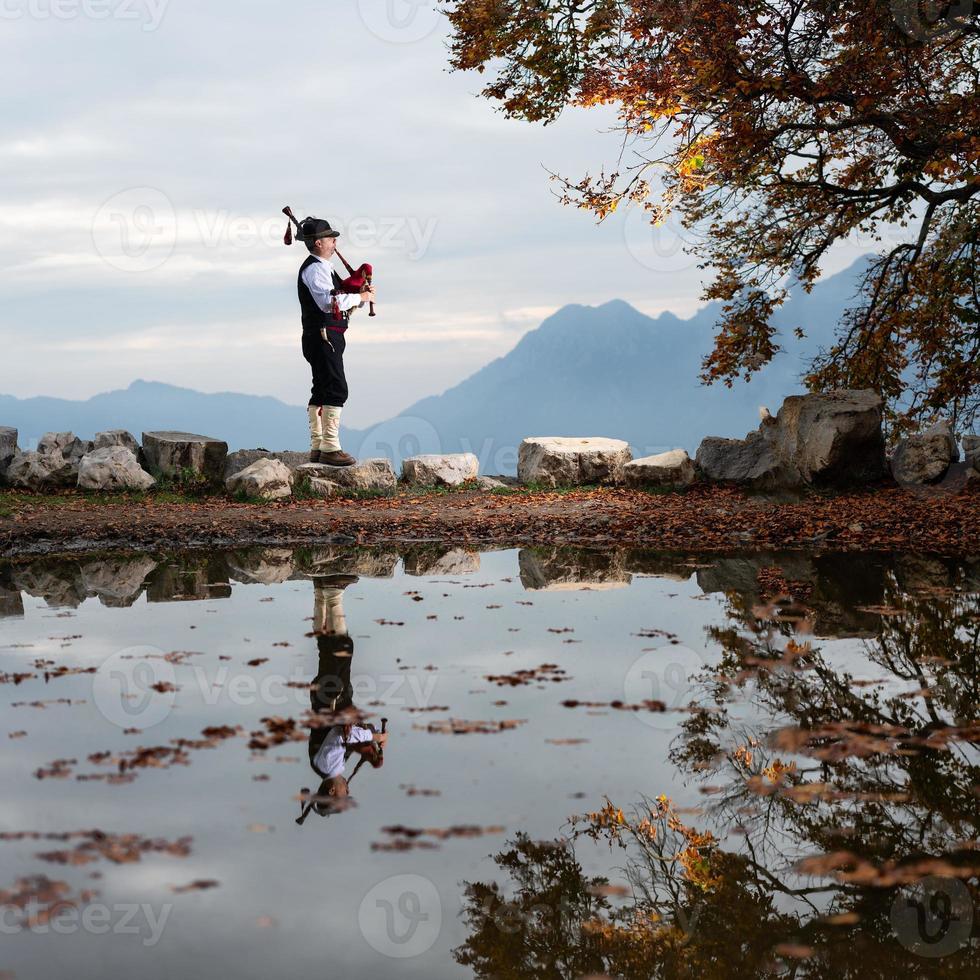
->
xmin=77 ymin=446 xmax=156 ymax=491
xmin=402 ymin=453 xmax=479 ymax=487
xmin=624 ymin=449 xmax=695 ymax=488
xmin=517 ymin=437 xmax=632 ymax=487
xmin=142 ymin=431 xmax=228 ymax=485
xmin=225 ymin=458 xmax=294 ymax=500
xmin=6 ymin=451 xmax=77 ymax=489
xmin=37 ymin=431 xmax=92 ymax=462
xmin=696 ymin=389 xmax=885 ymax=488
xmin=767 ymin=390 xmax=886 ymax=486
xmin=295 ymin=458 xmax=396 ymax=492
xmin=890 ymin=423 xmax=958 ymax=486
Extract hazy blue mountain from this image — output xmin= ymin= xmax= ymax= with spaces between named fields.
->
xmin=345 ymin=259 xmax=869 ymax=471
xmin=1 ymin=260 xmax=868 ymax=471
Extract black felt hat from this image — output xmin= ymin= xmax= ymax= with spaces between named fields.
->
xmin=298 ymin=216 xmax=340 ymax=242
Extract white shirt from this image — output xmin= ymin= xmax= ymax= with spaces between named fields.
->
xmin=312 ymin=724 xmax=373 ymax=777
xmin=301 ymin=255 xmax=363 ymax=315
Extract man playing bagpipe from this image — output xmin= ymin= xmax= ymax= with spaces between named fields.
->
xmin=285 ymin=209 xmax=376 ymax=466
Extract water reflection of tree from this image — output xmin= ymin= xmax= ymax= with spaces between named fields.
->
xmin=455 ymin=571 xmax=979 ymax=977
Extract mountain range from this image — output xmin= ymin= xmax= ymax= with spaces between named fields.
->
xmin=0 ymin=260 xmax=866 ymax=474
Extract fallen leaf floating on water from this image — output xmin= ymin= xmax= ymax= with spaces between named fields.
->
xmin=170 ymin=879 xmax=220 ymax=894
xmin=399 ymin=785 xmax=441 ymax=797
xmin=415 ymin=718 xmax=527 ymax=735
xmin=560 ymin=699 xmax=667 ymax=712
xmin=546 ymin=738 xmax=589 ymax=745
xmin=372 ymin=825 xmax=506 ymax=849
xmin=484 ymin=663 xmax=570 ymax=687
xmin=246 ymin=658 xmax=269 ymax=667
xmin=1 ymin=831 xmax=192 ymax=867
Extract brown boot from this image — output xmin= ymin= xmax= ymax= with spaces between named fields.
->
xmin=309 ymin=450 xmax=322 ymax=463
xmin=320 ymin=450 xmax=357 ymax=467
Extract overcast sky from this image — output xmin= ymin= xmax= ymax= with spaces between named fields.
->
xmin=0 ymin=0 xmax=875 ymax=426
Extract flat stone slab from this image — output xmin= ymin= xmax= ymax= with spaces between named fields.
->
xmin=624 ymin=449 xmax=695 ymax=487
xmin=402 ymin=453 xmax=479 ymax=487
xmin=142 ymin=431 xmax=228 ymax=485
xmin=517 ymin=437 xmax=632 ymax=487
xmin=295 ymin=458 xmax=396 ymax=492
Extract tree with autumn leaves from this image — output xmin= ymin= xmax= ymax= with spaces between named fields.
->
xmin=443 ymin=1 xmax=980 ymax=432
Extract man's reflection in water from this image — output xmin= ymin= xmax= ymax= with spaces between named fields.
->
xmin=297 ymin=575 xmax=388 ymax=824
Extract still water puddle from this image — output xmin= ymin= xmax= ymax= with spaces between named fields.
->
xmin=0 ymin=545 xmax=977 ymax=977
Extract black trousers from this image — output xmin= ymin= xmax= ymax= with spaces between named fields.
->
xmin=302 ymin=330 xmax=348 ymax=407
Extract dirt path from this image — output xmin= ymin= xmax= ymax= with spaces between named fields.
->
xmin=2 ymin=483 xmax=978 ymax=558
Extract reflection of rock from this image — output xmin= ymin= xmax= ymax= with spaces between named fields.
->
xmin=225 ymin=458 xmax=293 ymax=501
xmin=402 ymin=453 xmax=480 ymax=487
xmin=622 ymin=550 xmax=698 ymax=582
xmin=11 ymin=561 xmax=87 ymax=608
xmin=142 ymin=431 xmax=228 ymax=485
xmin=624 ymin=450 xmax=695 ymax=488
xmin=890 ymin=423 xmax=958 ymax=486
xmin=296 ymin=546 xmax=399 ymax=579
xmin=519 ymin=547 xmax=631 ymax=591
xmin=0 ymin=586 xmax=24 ymax=619
xmin=146 ymin=557 xmax=232 ymax=602
xmin=518 ymin=437 xmax=632 ymax=487
xmin=402 ymin=546 xmax=481 ymax=576
xmin=77 ymin=447 xmax=156 ymax=491
xmin=295 ymin=458 xmax=396 ymax=492
xmin=223 ymin=449 xmax=309 ymax=481
xmin=893 ymin=555 xmax=956 ymax=594
xmin=695 ymin=553 xmax=889 ymax=638
xmin=79 ymin=555 xmax=158 ymax=607
xmin=227 ymin=548 xmax=297 ymax=584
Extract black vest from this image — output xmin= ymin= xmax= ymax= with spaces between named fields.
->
xmin=298 ymin=255 xmax=348 ymax=334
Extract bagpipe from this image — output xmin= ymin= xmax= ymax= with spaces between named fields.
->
xmin=282 ymin=205 xmax=376 ymax=317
